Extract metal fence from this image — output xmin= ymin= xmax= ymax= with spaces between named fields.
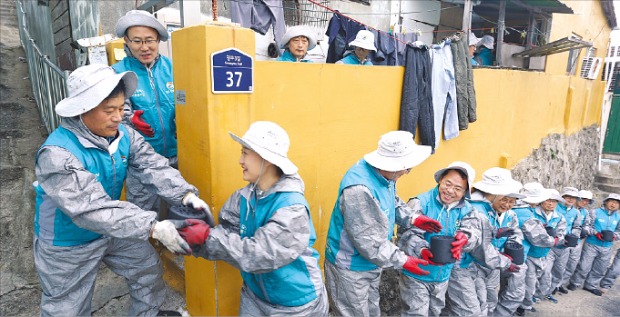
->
xmin=16 ymin=0 xmax=68 ymax=134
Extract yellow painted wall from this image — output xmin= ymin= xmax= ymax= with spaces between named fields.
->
xmin=173 ymin=21 xmax=606 ymax=316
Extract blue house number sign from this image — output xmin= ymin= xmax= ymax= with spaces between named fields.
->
xmin=211 ymin=48 xmax=253 ymax=94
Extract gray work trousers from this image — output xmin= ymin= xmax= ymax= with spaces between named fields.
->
xmin=446 ymin=264 xmax=482 ymax=316
xmin=238 ymin=282 xmax=329 ymax=316
xmin=562 ymin=240 xmax=584 ymax=286
xmin=399 ymin=273 xmax=448 ymax=316
xmin=550 ymin=246 xmax=570 ymax=289
xmin=495 ymin=263 xmax=527 ymax=316
xmin=476 ymin=264 xmax=500 ymax=315
xmin=34 ymin=236 xmax=165 ymax=317
xmin=600 ymin=248 xmax=620 ymax=289
xmin=520 ymin=255 xmax=552 ymax=309
xmin=570 ymin=242 xmax=613 ymax=289
xmin=324 ymin=261 xmax=381 ymax=317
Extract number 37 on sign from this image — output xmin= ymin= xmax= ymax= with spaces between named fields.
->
xmin=211 ymin=48 xmax=254 ymax=94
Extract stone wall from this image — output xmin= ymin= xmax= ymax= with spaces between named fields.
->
xmin=511 ymin=125 xmax=600 ymax=193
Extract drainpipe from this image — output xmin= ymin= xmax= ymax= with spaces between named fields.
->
xmin=462 ymin=0 xmax=473 ymax=33
xmin=497 ymin=0 xmax=506 ymax=66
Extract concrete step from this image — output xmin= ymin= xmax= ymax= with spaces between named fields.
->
xmin=599 ymin=158 xmax=620 ymax=176
xmin=602 ymin=153 xmax=620 ymax=161
xmin=594 ymin=182 xmax=620 ymax=193
xmin=594 ymin=174 xmax=620 ymax=186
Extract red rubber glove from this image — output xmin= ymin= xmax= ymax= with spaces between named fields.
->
xmin=507 ymin=263 xmax=521 ymax=273
xmin=412 ymin=215 xmax=442 ymax=233
xmin=501 ymin=252 xmax=513 ymax=262
xmin=451 ymin=232 xmax=468 ymax=260
xmin=131 ymin=110 xmax=155 ymax=137
xmin=178 ymin=219 xmax=210 ymax=246
xmin=596 ymin=232 xmax=604 ymax=241
xmin=420 ymin=248 xmax=438 ymax=265
xmin=403 ymin=256 xmax=429 ymax=275
xmin=495 ymin=227 xmax=515 ymax=238
xmin=553 ymin=237 xmax=559 ymax=247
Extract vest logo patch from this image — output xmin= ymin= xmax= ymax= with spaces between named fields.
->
xmin=133 ymin=89 xmax=145 ymax=97
xmin=240 ymin=224 xmax=247 ymax=236
xmin=121 ymin=156 xmax=128 ymax=166
xmin=166 ymin=82 xmax=174 ymax=94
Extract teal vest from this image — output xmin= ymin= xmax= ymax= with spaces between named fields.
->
xmin=513 ymin=206 xmax=535 ymax=259
xmin=339 ymin=53 xmax=373 ymax=65
xmin=528 ymin=209 xmax=563 ymax=258
xmin=585 ymin=207 xmax=620 ymax=248
xmin=112 ymin=55 xmax=177 ymax=158
xmin=557 ymin=204 xmax=580 ymax=232
xmin=34 ymin=126 xmax=130 ymax=246
xmin=403 ymin=187 xmax=473 ymax=283
xmin=239 ymin=191 xmax=320 ymax=307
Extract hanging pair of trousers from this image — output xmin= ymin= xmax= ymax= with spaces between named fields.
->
xmin=230 ymin=0 xmax=285 ymax=50
xmin=399 ymin=43 xmax=435 ymax=151
xmin=450 ymin=32 xmax=477 ymax=130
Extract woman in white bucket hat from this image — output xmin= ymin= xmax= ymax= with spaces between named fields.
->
xmin=399 ymin=161 xmax=483 ymax=316
xmin=568 ymin=193 xmax=620 ymax=296
xmin=549 ymin=186 xmax=584 ymax=296
xmin=189 ymin=121 xmax=329 ymax=316
xmin=513 ymin=182 xmax=565 ymax=316
xmin=112 ymin=9 xmax=178 ymax=214
xmin=562 ymin=189 xmax=594 ymax=289
xmin=33 ymin=64 xmax=210 ymax=316
xmin=449 ymin=167 xmax=524 ymax=316
xmin=277 ymin=25 xmax=317 ymax=62
xmin=519 ymin=188 xmax=567 ymax=307
xmin=324 ymin=131 xmax=441 ymax=316
xmin=336 ymin=29 xmax=377 ymax=65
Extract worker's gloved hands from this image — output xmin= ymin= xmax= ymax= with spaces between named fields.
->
xmin=131 ymin=110 xmax=154 ymax=137
xmin=403 ymin=256 xmax=429 ymax=275
xmin=420 ymin=248 xmax=438 ymax=265
xmin=151 ymin=220 xmax=192 ymax=255
xmin=501 ymin=252 xmax=513 ymax=262
xmin=412 ymin=215 xmax=442 ymax=233
xmin=451 ymin=232 xmax=468 ymax=260
xmin=182 ymin=193 xmax=215 ymax=227
xmin=507 ymin=263 xmax=521 ymax=273
xmin=179 ymin=219 xmax=211 ymax=246
xmin=596 ymin=232 xmax=605 ymax=241
xmin=553 ymin=237 xmax=560 ymax=247
xmin=495 ymin=227 xmax=515 ymax=238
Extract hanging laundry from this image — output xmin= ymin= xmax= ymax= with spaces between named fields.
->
xmin=399 ymin=43 xmax=435 ymax=151
xmin=430 ymin=40 xmax=459 ymax=150
xmin=394 ymin=33 xmax=418 ymax=66
xmin=325 ymin=12 xmax=365 ymax=63
xmin=230 ymin=0 xmax=286 ymax=51
xmin=450 ymin=32 xmax=477 ymax=130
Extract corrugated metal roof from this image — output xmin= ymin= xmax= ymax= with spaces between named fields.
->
xmin=519 ymin=0 xmax=574 ymax=14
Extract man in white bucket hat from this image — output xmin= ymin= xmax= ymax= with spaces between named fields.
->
xmin=447 ymin=167 xmax=524 ymax=316
xmin=519 ymin=188 xmax=567 ymax=307
xmin=277 ymin=25 xmax=317 ymax=62
xmin=33 ymin=64 xmax=210 ymax=316
xmin=113 ymin=10 xmax=177 ymax=214
xmin=324 ymin=131 xmax=441 ymax=316
xmin=189 ymin=121 xmax=329 ymax=315
xmin=398 ymin=161 xmax=483 ymax=316
xmin=336 ymin=29 xmax=377 ymax=65
xmin=562 ymin=189 xmax=593 ymax=289
xmin=569 ymin=192 xmax=620 ymax=296
xmin=550 ymin=187 xmax=583 ymax=296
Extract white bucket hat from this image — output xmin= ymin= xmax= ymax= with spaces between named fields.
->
xmin=230 ymin=121 xmax=297 ymax=175
xmin=364 ymin=131 xmax=431 ymax=173
xmin=578 ymin=189 xmax=593 ymax=201
xmin=468 ymin=32 xmax=480 ymax=47
xmin=478 ymin=35 xmax=494 ymax=50
xmin=521 ymin=182 xmax=551 ymax=204
xmin=55 ymin=64 xmax=137 ymax=117
xmin=546 ymin=188 xmax=566 ymax=204
xmin=473 ymin=167 xmax=525 ymax=199
xmin=561 ymin=186 xmax=579 ymax=198
xmin=116 ymin=10 xmax=169 ymax=41
xmin=348 ymin=30 xmax=377 ymax=52
xmin=280 ymin=25 xmax=317 ymax=50
xmin=433 ymin=161 xmax=476 ymax=198
xmin=603 ymin=193 xmax=620 ymax=203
